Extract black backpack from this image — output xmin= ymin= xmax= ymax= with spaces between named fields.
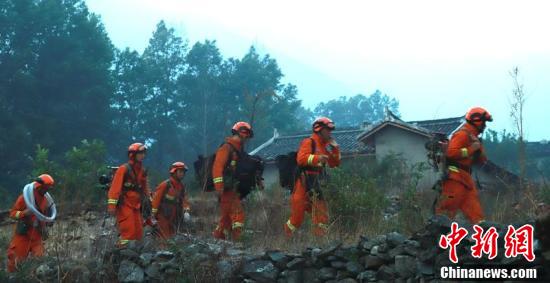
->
xmin=194 ymin=143 xmax=264 ymax=197
xmin=235 ymin=153 xmax=264 ymax=199
xmin=194 ymin=154 xmax=216 ymax=192
xmin=276 ymin=138 xmax=315 ymax=191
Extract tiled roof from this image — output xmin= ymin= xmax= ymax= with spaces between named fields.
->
xmin=252 ymin=114 xmax=464 ymax=162
xmin=252 ymin=128 xmax=372 ymax=161
xmin=408 ymin=116 xmax=464 ymax=136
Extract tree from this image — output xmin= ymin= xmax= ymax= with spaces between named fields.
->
xmin=0 ymin=0 xmax=114 ymax=196
xmin=314 ymin=90 xmax=400 ymax=127
xmin=180 ymin=40 xmax=226 ymax=156
xmin=111 ymin=48 xmax=148 ymax=143
xmin=509 ymin=67 xmax=527 ymax=190
xmin=139 ymin=21 xmax=188 ymax=167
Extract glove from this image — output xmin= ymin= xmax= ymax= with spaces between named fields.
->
xmin=183 ymin=212 xmax=191 ymax=222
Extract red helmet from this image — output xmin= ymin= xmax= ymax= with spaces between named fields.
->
xmin=128 ymin=143 xmax=147 ymax=154
xmin=36 ymin=174 xmax=55 ymax=187
xmin=312 ymin=117 xmax=335 ymax=133
xmin=232 ymin=121 xmax=253 ymax=138
xmin=169 ymin=161 xmax=188 ymax=174
xmin=465 ymin=107 xmax=493 ymax=123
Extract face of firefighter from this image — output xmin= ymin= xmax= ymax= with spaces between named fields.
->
xmin=175 ymin=169 xmax=185 ymax=180
xmin=238 ymin=132 xmax=251 ymax=143
xmin=319 ymin=127 xmax=333 ymax=142
xmin=37 ymin=184 xmax=50 ymax=195
xmin=475 ymin=121 xmax=487 ymax=134
xmin=135 ymin=152 xmax=146 ymax=162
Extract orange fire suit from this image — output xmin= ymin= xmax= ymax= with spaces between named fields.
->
xmin=107 ymin=160 xmax=150 ymax=246
xmin=285 ymin=134 xmax=341 ymax=237
xmin=212 ymin=137 xmax=245 ymax=240
xmin=436 ymin=123 xmax=487 ymax=224
xmin=6 ymin=185 xmax=48 ymax=272
xmin=152 ymin=177 xmax=190 ymax=240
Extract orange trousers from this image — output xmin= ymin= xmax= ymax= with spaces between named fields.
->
xmin=155 ymin=205 xmax=179 ymax=240
xmin=116 ymin=205 xmax=144 ymax=246
xmin=284 ymin=179 xmax=329 ymax=237
xmin=436 ymin=177 xmax=484 ymax=224
xmin=7 ymin=231 xmax=44 ymax=272
xmin=213 ymin=191 xmax=244 ymax=240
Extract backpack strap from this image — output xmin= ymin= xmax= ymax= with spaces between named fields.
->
xmin=122 ymin=163 xmax=140 ymax=190
xmin=160 ymin=179 xmax=178 ymax=204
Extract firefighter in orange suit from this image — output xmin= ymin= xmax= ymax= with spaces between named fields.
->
xmin=284 ymin=117 xmax=341 ymax=237
xmin=436 ymin=107 xmax=493 ymax=224
xmin=6 ymin=174 xmax=55 ymax=272
xmin=212 ymin=122 xmax=253 ymax=240
xmin=151 ymin=162 xmax=191 ymax=240
xmin=107 ymin=143 xmax=151 ymax=247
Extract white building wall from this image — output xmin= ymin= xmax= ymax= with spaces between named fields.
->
xmin=374 ymin=127 xmax=438 ymax=190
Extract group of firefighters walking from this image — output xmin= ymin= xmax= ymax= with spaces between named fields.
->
xmin=6 ymin=106 xmax=494 ymax=272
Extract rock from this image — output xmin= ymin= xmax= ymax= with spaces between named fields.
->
xmin=402 ymin=240 xmax=420 ymax=257
xmin=364 ymin=255 xmax=385 ymax=270
xmin=120 ymin=248 xmax=140 ymax=260
xmin=364 ymin=235 xmax=386 ymax=250
xmin=389 ymin=246 xmax=405 ymax=258
xmin=377 ymin=252 xmax=392 ymax=262
xmin=338 ymin=279 xmax=358 ymax=283
xmin=417 ymin=261 xmax=434 ymax=276
xmin=346 ymin=261 xmax=364 ymax=276
xmin=154 ymin=251 xmax=175 ymax=261
xmin=311 ymin=248 xmax=322 ymax=258
xmin=319 ymin=267 xmax=337 ymax=280
xmin=417 ymin=246 xmax=438 ymax=263
xmin=227 ymin=248 xmax=245 ymax=257
xmin=357 ymin=270 xmax=377 ymax=282
xmin=243 ymin=260 xmax=279 ymax=282
xmin=331 ymin=261 xmax=347 ymax=269
xmin=207 ymin=243 xmax=222 ymax=256
xmin=266 ymin=251 xmax=290 ymax=269
xmin=319 ymin=241 xmax=343 ymax=259
xmin=144 ymin=263 xmax=161 ymax=280
xmin=36 ymin=263 xmax=55 ymax=280
xmin=370 ymin=246 xmax=379 ymax=256
xmin=183 ymin=244 xmax=202 ymax=255
xmin=425 ymin=215 xmax=452 ymax=235
xmin=336 ymin=270 xmax=352 ymax=280
xmin=286 ymin=258 xmax=306 ymax=270
xmin=387 ymin=232 xmax=407 ymax=248
xmin=376 ymin=265 xmax=396 ymax=281
xmin=280 ymin=270 xmax=301 ymax=283
xmin=139 ymin=253 xmax=153 ymax=266
xmin=118 ymin=260 xmax=145 ymax=283
xmin=217 ymin=260 xmax=235 ymax=280
xmin=159 ymin=258 xmax=178 ymax=271
xmin=303 ymin=268 xmax=321 ymax=283
xmin=395 ymin=255 xmax=417 ymax=278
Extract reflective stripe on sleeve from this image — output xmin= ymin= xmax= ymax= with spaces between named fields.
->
xmin=213 ymin=177 xmax=224 ymax=184
xmin=461 ymin=148 xmax=469 ymax=158
xmin=307 ymin=154 xmax=315 ymax=166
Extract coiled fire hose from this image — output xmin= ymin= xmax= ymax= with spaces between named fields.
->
xmin=23 ymin=183 xmax=57 ymax=222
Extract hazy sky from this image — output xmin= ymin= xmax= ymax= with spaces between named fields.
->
xmin=86 ymin=0 xmax=549 ymax=141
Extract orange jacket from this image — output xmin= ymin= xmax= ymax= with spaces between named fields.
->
xmin=297 ymin=133 xmax=341 ymax=170
xmin=446 ymin=123 xmax=487 ymax=171
xmin=108 ymin=160 xmax=150 ymax=210
xmin=151 ymin=177 xmax=190 ymax=215
xmin=9 ymin=185 xmax=49 ymax=239
xmin=212 ymin=137 xmax=242 ymax=192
